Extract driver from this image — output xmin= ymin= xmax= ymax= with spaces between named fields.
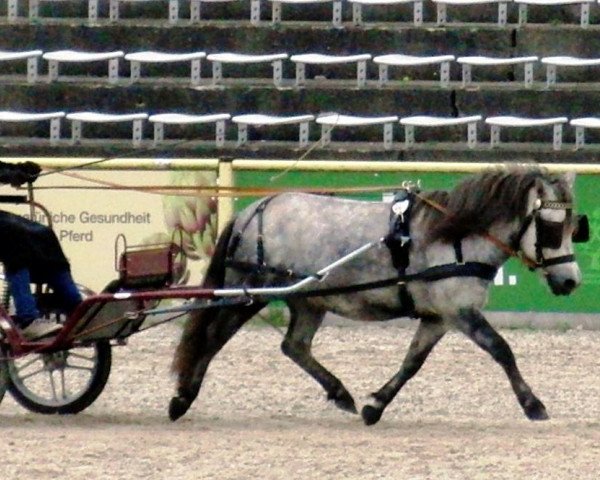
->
xmin=0 ymin=161 xmax=82 ymax=339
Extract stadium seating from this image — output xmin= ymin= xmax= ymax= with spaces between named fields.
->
xmin=347 ymin=0 xmax=424 ymax=26
xmin=109 ymin=0 xmax=180 ymax=23
xmin=289 ymin=53 xmax=372 ymax=88
xmin=373 ymin=54 xmax=455 ymax=87
xmin=540 ymin=56 xmax=600 ymax=86
xmin=266 ymin=0 xmax=343 ymax=27
xmin=66 ymin=112 xmax=149 ymax=147
xmin=124 ymin=51 xmax=207 ymax=85
xmin=0 ymin=50 xmax=43 ymax=83
xmin=431 ymin=0 xmax=509 ymax=26
xmin=206 ymin=53 xmax=289 ymax=87
xmin=29 ymin=0 xmax=99 ymax=21
xmin=148 ymin=113 xmax=231 ymax=146
xmin=570 ymin=117 xmax=600 ymax=149
xmin=316 ymin=114 xmax=400 ymax=149
xmin=456 ymin=56 xmax=539 ymax=87
xmin=42 ymin=50 xmax=125 ymax=83
xmin=231 ymin=114 xmax=316 ymax=146
xmin=485 ymin=116 xmax=569 ymax=150
xmin=0 ymin=110 xmax=65 ymax=144
xmin=400 ymin=115 xmax=483 ymax=148
xmin=514 ymin=0 xmax=594 ymax=27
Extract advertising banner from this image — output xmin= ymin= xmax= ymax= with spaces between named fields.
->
xmin=1 ymin=168 xmax=217 ymax=293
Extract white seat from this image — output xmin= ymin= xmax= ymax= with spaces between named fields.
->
xmin=456 ymin=56 xmax=539 ymax=88
xmin=373 ymin=54 xmax=455 ymax=87
xmin=485 ymin=115 xmax=569 ymax=150
xmin=569 ymin=117 xmax=600 ymax=149
xmin=514 ymin=0 xmax=594 ymax=27
xmin=66 ymin=112 xmax=148 ymax=147
xmin=0 ymin=110 xmax=65 ymax=144
xmin=206 ymin=52 xmax=289 ymax=87
xmin=42 ymin=50 xmax=125 ymax=84
xmin=110 ymin=0 xmax=181 ymax=24
xmin=0 ymin=50 xmax=43 ymax=83
xmin=189 ymin=0 xmax=250 ymax=22
xmin=29 ymin=0 xmax=99 ymax=21
xmin=347 ymin=0 xmax=423 ymax=26
xmin=266 ymin=0 xmax=343 ymax=28
xmin=431 ymin=0 xmax=509 ymax=26
xmin=400 ymin=115 xmax=483 ymax=148
xmin=148 ymin=113 xmax=231 ymax=146
xmin=540 ymin=56 xmax=600 ymax=86
xmin=124 ymin=51 xmax=207 ymax=85
xmin=231 ymin=113 xmax=315 ymax=146
xmin=316 ymin=113 xmax=399 ymax=150
xmin=289 ymin=53 xmax=372 ymax=88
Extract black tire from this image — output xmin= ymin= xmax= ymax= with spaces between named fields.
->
xmin=0 ymin=360 xmax=7 ymax=406
xmin=7 ymin=340 xmax=112 ymax=414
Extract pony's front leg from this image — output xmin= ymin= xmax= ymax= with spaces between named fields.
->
xmin=362 ymin=316 xmax=447 ymax=426
xmin=282 ymin=301 xmax=357 ymax=414
xmin=454 ymin=308 xmax=549 ymax=421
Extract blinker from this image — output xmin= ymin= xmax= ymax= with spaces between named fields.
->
xmin=572 ymin=214 xmax=590 ymax=243
xmin=536 ymin=218 xmax=563 ymax=249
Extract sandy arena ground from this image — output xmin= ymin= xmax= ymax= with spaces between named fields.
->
xmin=1 ymin=320 xmax=599 ymax=480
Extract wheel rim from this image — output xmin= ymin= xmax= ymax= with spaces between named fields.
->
xmin=8 ymin=345 xmax=102 ymax=408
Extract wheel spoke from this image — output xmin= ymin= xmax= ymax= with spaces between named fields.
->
xmin=48 ymin=371 xmax=58 ymax=402
xmin=60 ymin=369 xmax=68 ymax=400
xmin=67 ymin=351 xmax=96 ymax=362
xmin=16 ymin=365 xmax=46 ymax=381
xmin=15 ymin=355 xmax=42 ymax=372
xmin=63 ymin=362 xmax=94 ymax=373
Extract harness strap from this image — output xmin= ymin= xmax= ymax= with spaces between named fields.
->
xmin=284 ymin=261 xmax=498 ymax=299
xmin=227 ymin=195 xmax=278 ymax=264
xmin=540 ymin=254 xmax=575 ymax=268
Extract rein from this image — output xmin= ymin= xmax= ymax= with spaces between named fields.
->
xmin=415 ymin=192 xmax=541 ymax=270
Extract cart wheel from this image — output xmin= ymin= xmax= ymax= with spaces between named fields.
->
xmin=7 ymin=341 xmax=112 ymax=414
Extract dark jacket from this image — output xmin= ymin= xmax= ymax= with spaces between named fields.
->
xmin=0 ymin=161 xmax=70 ymax=279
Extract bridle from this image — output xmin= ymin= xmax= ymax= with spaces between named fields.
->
xmin=511 ymin=199 xmax=575 ymax=270
xmin=416 ymin=191 xmax=587 ymax=272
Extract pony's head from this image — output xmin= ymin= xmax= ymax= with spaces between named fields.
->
xmin=426 ymin=167 xmax=586 ymax=296
xmin=513 ymin=171 xmax=584 ymax=295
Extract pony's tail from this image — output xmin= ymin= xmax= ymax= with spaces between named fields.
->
xmin=171 ymin=219 xmax=236 ymax=378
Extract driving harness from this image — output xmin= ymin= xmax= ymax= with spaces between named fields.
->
xmin=223 ymin=189 xmax=588 ymax=315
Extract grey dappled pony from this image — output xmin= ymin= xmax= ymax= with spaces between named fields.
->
xmin=170 ymin=167 xmax=582 ymax=425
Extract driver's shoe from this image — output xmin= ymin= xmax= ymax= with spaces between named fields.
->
xmin=22 ymin=319 xmax=61 ymax=340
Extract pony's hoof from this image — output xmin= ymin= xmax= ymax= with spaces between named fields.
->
xmin=361 ymin=405 xmax=383 ymax=426
xmin=525 ymin=399 xmax=549 ymax=421
xmin=328 ymin=389 xmax=358 ymax=414
xmin=169 ymin=396 xmax=190 ymax=421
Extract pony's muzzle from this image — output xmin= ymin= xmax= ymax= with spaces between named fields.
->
xmin=547 ymin=275 xmax=579 ymax=296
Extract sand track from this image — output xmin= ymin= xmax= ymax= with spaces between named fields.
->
xmin=1 ymin=322 xmax=599 ymax=479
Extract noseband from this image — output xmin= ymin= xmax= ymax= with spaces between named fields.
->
xmin=512 ymin=199 xmax=575 ymax=270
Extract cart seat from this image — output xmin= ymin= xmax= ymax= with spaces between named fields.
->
xmin=113 ymin=234 xmax=184 ymax=291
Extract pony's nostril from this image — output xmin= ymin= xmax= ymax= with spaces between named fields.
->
xmin=564 ymin=279 xmax=576 ymax=291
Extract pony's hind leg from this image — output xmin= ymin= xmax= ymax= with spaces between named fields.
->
xmin=282 ymin=301 xmax=357 ymax=414
xmin=362 ymin=315 xmax=447 ymax=426
xmin=454 ymin=308 xmax=549 ymax=421
xmin=169 ymin=302 xmax=266 ymax=421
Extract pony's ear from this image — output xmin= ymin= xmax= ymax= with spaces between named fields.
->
xmin=561 ymin=171 xmax=577 ymax=189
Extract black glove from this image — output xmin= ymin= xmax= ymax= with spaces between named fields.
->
xmin=19 ymin=161 xmax=42 ymax=183
xmin=0 ymin=161 xmax=42 ymax=187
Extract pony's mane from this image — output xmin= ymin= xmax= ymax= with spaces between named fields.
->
xmin=421 ymin=167 xmax=572 ymax=243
